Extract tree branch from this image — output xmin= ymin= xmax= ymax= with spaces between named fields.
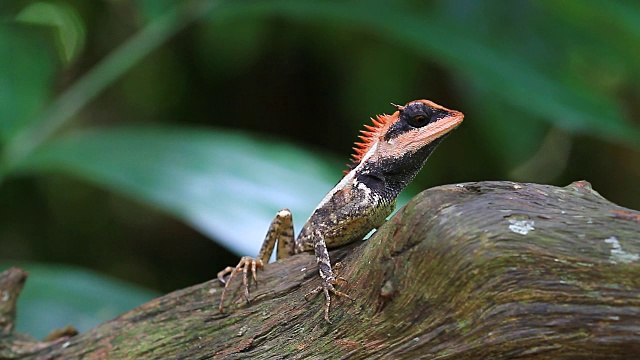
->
xmin=2 ymin=181 xmax=639 ymax=359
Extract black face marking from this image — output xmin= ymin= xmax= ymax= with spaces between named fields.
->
xmin=355 ymin=172 xmax=385 ymax=193
xmin=384 ymin=102 xmax=448 ymax=141
xmin=355 ymin=135 xmax=448 ymax=202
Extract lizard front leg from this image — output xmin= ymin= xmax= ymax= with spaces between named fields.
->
xmin=304 ymin=230 xmax=354 ymax=323
xmin=217 ymin=209 xmax=294 ymax=312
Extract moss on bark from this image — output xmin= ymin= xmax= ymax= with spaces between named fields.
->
xmin=2 ymin=181 xmax=639 ymax=359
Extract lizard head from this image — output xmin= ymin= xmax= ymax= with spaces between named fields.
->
xmin=346 ymin=99 xmax=464 ymax=175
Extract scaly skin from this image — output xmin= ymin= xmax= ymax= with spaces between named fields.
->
xmin=218 ymin=99 xmax=464 ymax=322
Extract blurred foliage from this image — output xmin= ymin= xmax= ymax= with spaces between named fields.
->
xmin=0 ymin=0 xmax=639 ymax=339
xmin=0 ymin=262 xmax=159 ymax=339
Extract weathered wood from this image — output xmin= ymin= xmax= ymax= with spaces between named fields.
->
xmin=2 ymin=181 xmax=639 ymax=359
xmin=0 ymin=268 xmax=56 ymax=359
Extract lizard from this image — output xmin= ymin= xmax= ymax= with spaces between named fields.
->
xmin=217 ymin=99 xmax=464 ymax=323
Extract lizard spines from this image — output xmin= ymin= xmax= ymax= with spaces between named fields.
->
xmin=344 ymin=113 xmax=395 ymax=174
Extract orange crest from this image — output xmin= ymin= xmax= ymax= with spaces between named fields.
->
xmin=345 ymin=113 xmax=396 ymax=173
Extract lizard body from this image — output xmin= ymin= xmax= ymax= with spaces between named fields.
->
xmin=218 ymin=99 xmax=464 ymax=322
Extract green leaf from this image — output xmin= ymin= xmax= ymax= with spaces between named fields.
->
xmin=133 ymin=0 xmax=176 ymax=22
xmin=0 ymin=262 xmax=159 ymax=340
xmin=1 ymin=0 xmax=218 ymax=174
xmin=204 ymin=0 xmax=640 ymax=147
xmin=0 ymin=24 xmax=56 ymax=142
xmin=15 ymin=127 xmax=342 ymax=255
xmin=16 ymin=2 xmax=86 ymax=64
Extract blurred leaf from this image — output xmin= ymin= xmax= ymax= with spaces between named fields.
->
xmin=0 ymin=262 xmax=158 ymax=340
xmin=16 ymin=1 xmax=85 ymax=64
xmin=204 ymin=0 xmax=640 ymax=147
xmin=0 ymin=24 xmax=56 ymax=142
xmin=464 ymin=85 xmax=550 ymax=167
xmin=134 ymin=0 xmax=177 ymax=22
xmin=1 ymin=0 xmax=218 ymax=175
xmin=14 ymin=127 xmax=343 ymax=255
xmin=541 ymin=0 xmax=640 ymax=80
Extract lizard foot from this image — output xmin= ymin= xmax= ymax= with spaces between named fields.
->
xmin=217 ymin=256 xmax=264 ymax=313
xmin=304 ymin=276 xmax=354 ymax=323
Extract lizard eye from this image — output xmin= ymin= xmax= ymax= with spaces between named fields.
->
xmin=407 ymin=114 xmax=430 ymax=128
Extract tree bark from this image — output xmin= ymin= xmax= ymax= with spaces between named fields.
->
xmin=1 ymin=181 xmax=639 ymax=359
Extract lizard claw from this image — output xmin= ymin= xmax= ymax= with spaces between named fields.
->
xmin=217 ymin=256 xmax=264 ymax=312
xmin=304 ymin=277 xmax=354 ymax=323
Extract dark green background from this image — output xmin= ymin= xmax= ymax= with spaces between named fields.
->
xmin=1 ymin=0 xmax=639 ymax=339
